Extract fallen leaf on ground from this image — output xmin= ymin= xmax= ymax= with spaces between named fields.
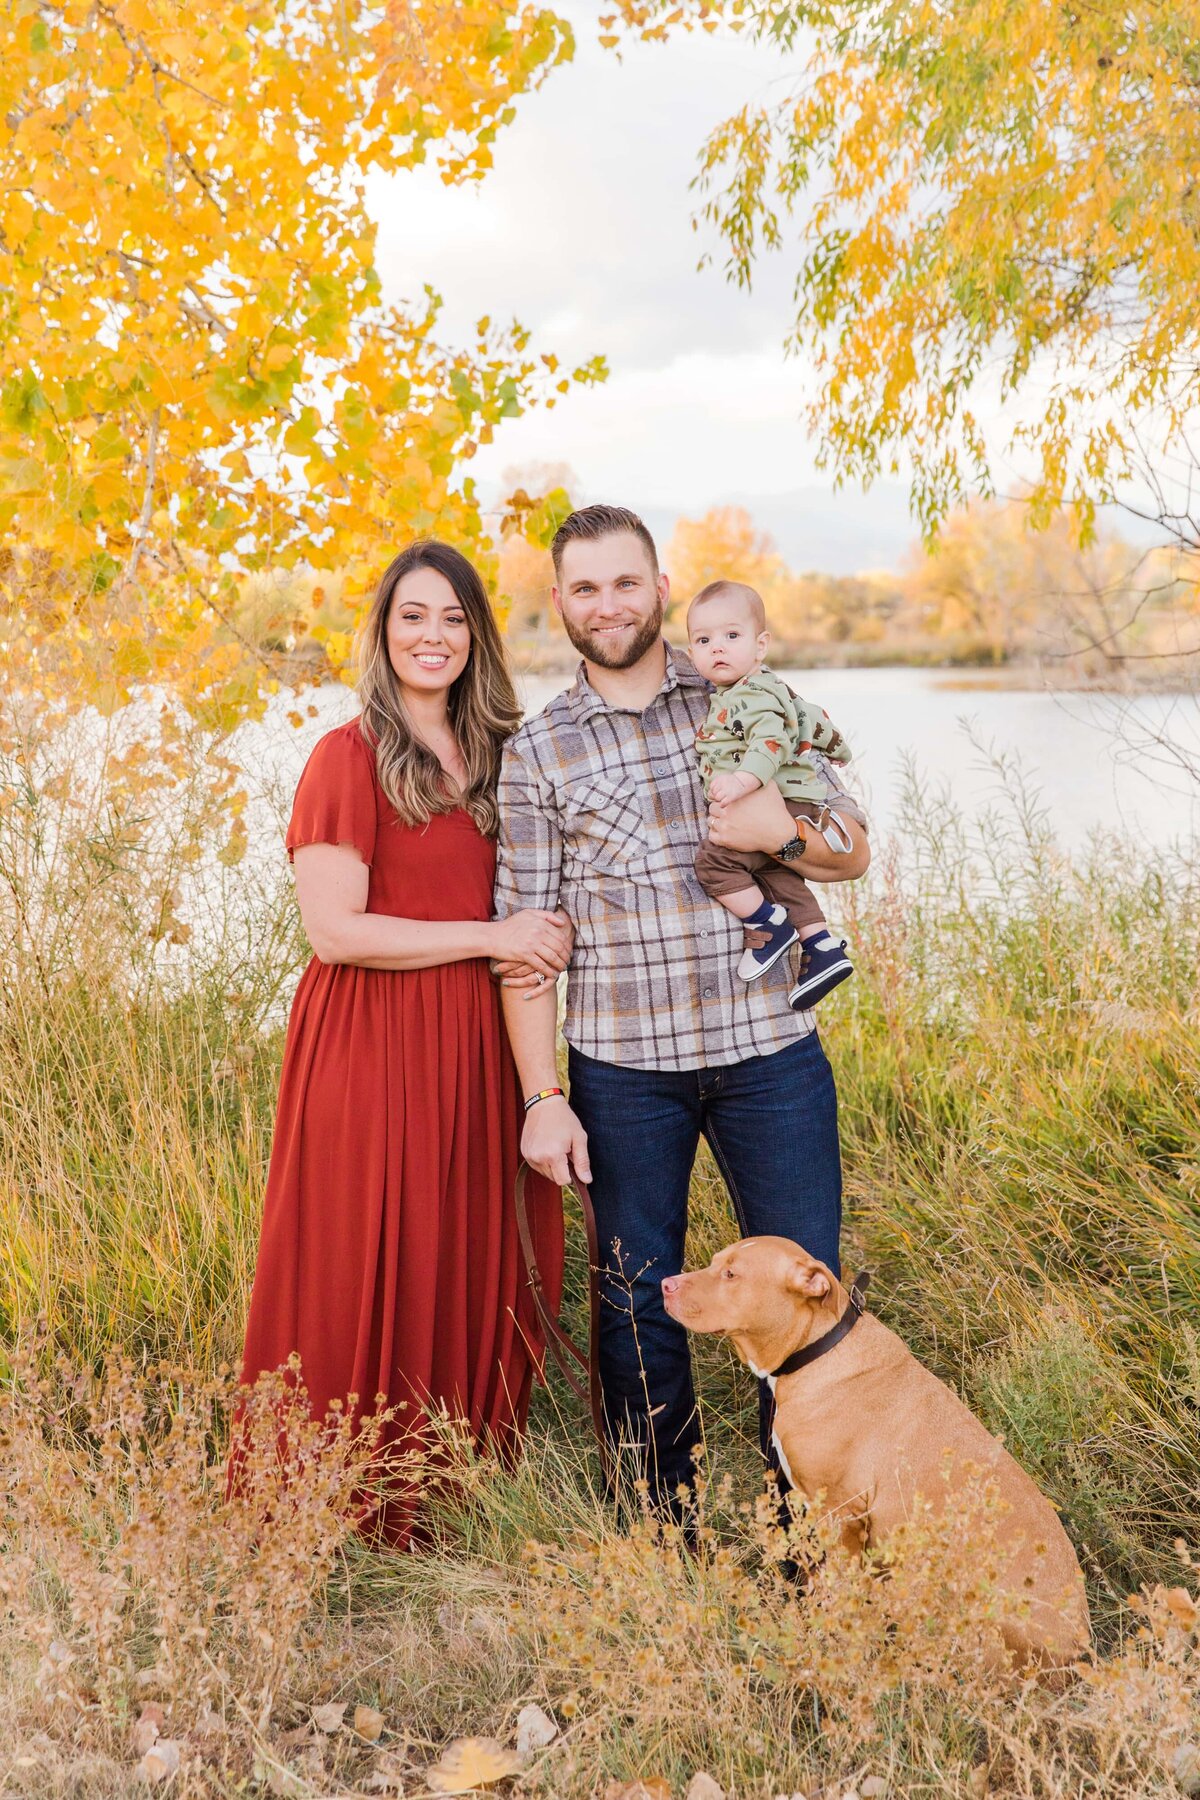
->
xmin=132 ymin=1706 xmax=165 ymax=1757
xmin=427 ymin=1737 xmax=523 ymax=1794
xmin=684 ymin=1777 xmax=724 ymax=1800
xmin=135 ymin=1739 xmax=181 ymax=1783
xmin=604 ymin=1781 xmax=673 ymax=1800
xmin=365 ymin=1766 xmax=407 ymax=1794
xmin=515 ymin=1704 xmax=558 ymax=1757
xmin=278 ymin=1724 xmax=316 ymax=1748
xmin=312 ymin=1702 xmax=346 ymax=1734
xmin=860 ymin=1780 xmax=887 ymax=1799
xmin=354 ymin=1704 xmax=386 ymax=1743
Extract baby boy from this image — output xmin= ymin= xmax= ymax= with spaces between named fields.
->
xmin=688 ymin=579 xmax=856 ymax=1009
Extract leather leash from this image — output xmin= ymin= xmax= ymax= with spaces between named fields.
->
xmin=514 ymin=1159 xmax=610 ymax=1484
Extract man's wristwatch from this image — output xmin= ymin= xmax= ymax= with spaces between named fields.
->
xmin=776 ymin=832 xmax=807 ymax=863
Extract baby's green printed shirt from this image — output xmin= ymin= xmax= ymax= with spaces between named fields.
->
xmin=695 ymin=668 xmax=852 ymax=804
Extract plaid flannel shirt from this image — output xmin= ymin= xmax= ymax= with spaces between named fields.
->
xmin=494 ymin=646 xmax=859 ymax=1072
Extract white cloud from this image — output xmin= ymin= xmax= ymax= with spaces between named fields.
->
xmin=366 ymin=16 xmax=916 ymax=569
xmin=472 ymin=348 xmax=812 ymax=505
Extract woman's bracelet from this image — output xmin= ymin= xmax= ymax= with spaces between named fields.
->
xmin=524 ymin=1087 xmax=565 ymax=1111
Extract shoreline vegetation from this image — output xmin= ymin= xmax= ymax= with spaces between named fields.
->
xmin=504 ymin=633 xmax=1200 ymax=690
xmin=224 ymin=496 xmax=1200 ymax=699
xmin=1 ymin=705 xmax=1198 ymax=1797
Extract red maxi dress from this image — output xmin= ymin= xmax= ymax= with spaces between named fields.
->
xmin=236 ymin=720 xmax=563 ymax=1546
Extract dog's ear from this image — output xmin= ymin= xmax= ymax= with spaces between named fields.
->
xmin=786 ymin=1261 xmax=831 ymax=1299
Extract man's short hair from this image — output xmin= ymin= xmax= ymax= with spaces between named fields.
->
xmin=550 ymin=504 xmax=659 ymax=583
xmin=688 ymin=579 xmax=767 ymax=634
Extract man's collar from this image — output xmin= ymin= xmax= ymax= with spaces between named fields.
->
xmin=565 ymin=642 xmax=709 ymax=724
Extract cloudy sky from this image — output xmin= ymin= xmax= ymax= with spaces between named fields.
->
xmin=367 ymin=12 xmax=921 ymax=574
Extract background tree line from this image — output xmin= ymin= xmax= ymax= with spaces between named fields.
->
xmin=495 ymin=482 xmax=1200 ymax=678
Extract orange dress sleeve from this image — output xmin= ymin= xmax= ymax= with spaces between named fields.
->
xmin=286 ymin=724 xmax=378 ymax=867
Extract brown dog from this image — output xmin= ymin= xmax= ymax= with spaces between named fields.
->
xmin=662 ymin=1236 xmax=1091 ymax=1672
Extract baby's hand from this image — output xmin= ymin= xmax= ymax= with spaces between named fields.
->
xmin=708 ymin=771 xmax=762 ymax=805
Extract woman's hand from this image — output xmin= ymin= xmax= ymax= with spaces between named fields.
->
xmin=488 ymin=908 xmax=573 ymax=979
xmin=491 ymin=911 xmax=574 ymax=998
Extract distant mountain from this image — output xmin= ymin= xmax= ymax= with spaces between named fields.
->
xmin=639 ymin=486 xmax=1165 ymax=576
xmin=642 ymin=483 xmax=916 ymax=576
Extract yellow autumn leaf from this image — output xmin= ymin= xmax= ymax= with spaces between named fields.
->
xmin=426 ymin=1737 xmax=523 ymax=1794
xmin=352 ymin=1704 xmax=385 ymax=1743
xmin=310 ymin=1702 xmax=345 ymax=1734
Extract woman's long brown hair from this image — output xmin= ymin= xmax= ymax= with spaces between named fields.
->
xmin=355 ymin=540 xmax=521 ymax=839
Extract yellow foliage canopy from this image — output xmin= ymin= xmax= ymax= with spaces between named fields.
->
xmin=0 ymin=0 xmax=603 ymax=719
xmin=614 ymin=0 xmax=1200 ymax=546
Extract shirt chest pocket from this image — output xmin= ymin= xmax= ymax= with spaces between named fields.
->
xmin=563 ymin=774 xmax=651 ymax=873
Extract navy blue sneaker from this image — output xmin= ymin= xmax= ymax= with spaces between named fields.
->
xmin=788 ymin=932 xmax=854 ymax=1008
xmin=736 ymin=903 xmax=800 ymax=981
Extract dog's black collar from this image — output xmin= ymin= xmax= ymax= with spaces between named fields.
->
xmin=770 ymin=1271 xmax=871 ymax=1379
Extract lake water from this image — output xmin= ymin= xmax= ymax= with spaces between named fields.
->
xmin=521 ymin=665 xmax=1200 ymax=850
xmin=244 ymin=663 xmax=1200 ymax=854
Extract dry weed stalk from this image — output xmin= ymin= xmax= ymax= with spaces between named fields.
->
xmin=0 ymin=1348 xmax=392 ymax=1741
xmin=0 ymin=1364 xmax=1195 ymax=1798
xmin=503 ymin=1469 xmax=1200 ymax=1798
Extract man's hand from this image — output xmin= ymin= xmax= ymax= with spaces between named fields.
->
xmin=708 ymin=786 xmax=872 ymax=881
xmin=708 ymin=769 xmax=762 ymax=805
xmin=522 ymin=1095 xmax=592 ymax=1187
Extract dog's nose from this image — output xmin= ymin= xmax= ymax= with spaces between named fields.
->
xmin=661 ymin=1275 xmax=681 ymax=1296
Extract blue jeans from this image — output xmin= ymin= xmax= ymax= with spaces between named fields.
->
xmin=567 ymin=1032 xmax=842 ymax=1506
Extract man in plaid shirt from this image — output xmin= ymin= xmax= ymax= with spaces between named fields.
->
xmin=495 ymin=505 xmax=870 ymax=1510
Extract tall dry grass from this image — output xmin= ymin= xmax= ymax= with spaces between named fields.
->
xmin=1 ymin=703 xmax=1198 ymax=1795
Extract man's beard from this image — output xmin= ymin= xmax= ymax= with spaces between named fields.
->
xmin=561 ymin=601 xmax=664 ymax=671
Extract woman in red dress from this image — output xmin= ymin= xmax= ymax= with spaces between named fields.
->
xmin=235 ymin=540 xmax=570 ymax=1546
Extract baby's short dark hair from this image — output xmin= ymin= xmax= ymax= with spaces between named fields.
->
xmin=688 ymin=579 xmax=767 ymax=634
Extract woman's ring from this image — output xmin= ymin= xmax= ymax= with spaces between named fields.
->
xmin=536 ymin=972 xmax=546 ymax=984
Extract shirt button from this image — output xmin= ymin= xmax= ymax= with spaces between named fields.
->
xmin=700 ymin=930 xmax=708 ymax=939
xmin=703 ymin=987 xmax=713 ymax=998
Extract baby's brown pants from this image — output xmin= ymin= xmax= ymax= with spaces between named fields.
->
xmin=693 ymin=798 xmax=829 ymax=933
